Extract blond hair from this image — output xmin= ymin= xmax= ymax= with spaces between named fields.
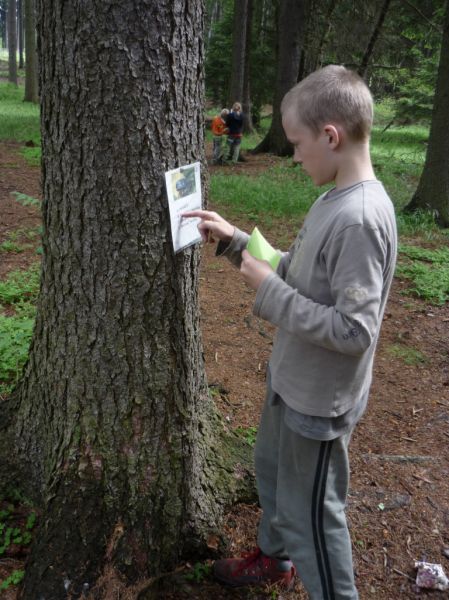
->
xmin=281 ymin=65 xmax=373 ymax=141
xmin=232 ymin=102 xmax=242 ymax=112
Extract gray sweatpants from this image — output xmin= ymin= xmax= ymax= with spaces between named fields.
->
xmin=254 ymin=391 xmax=359 ymax=599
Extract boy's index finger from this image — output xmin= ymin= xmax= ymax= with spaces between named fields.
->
xmin=181 ymin=210 xmax=207 ymax=219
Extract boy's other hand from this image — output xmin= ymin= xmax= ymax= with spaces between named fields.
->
xmin=181 ymin=210 xmax=234 ymax=244
xmin=241 ymin=249 xmax=273 ymax=291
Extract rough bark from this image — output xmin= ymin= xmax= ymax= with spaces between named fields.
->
xmin=253 ymin=0 xmax=309 ymax=156
xmin=8 ymin=0 xmax=17 ymax=85
xmin=24 ymin=0 xmax=38 ymax=103
xmin=404 ymin=0 xmax=449 ymax=227
xmin=0 ymin=1 xmax=255 ymax=598
xmin=358 ymin=0 xmax=392 ymax=78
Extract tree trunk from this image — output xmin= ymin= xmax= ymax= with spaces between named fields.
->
xmin=228 ymin=0 xmax=249 ymax=106
xmin=18 ymin=0 xmax=24 ymax=68
xmin=8 ymin=0 xmax=17 ymax=85
xmin=242 ymin=0 xmax=254 ymax=134
xmin=0 ymin=1 xmax=255 ymax=598
xmin=253 ymin=0 xmax=309 ymax=156
xmin=24 ymin=0 xmax=38 ymax=103
xmin=358 ymin=0 xmax=392 ymax=78
xmin=206 ymin=0 xmax=222 ymax=48
xmin=314 ymin=0 xmax=337 ymax=73
xmin=404 ymin=0 xmax=449 ymax=227
xmin=1 ymin=6 xmax=6 ymax=48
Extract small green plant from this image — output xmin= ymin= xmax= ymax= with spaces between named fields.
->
xmin=0 ymin=263 xmax=40 ymax=304
xmin=396 ymin=244 xmax=449 ymax=305
xmin=0 ymin=227 xmax=40 ymax=254
xmin=185 ymin=561 xmax=212 ymax=583
xmin=0 ymin=498 xmax=37 ymax=572
xmin=236 ymin=425 xmax=258 ymax=446
xmin=0 ymin=569 xmax=25 ymax=591
xmin=0 ymin=313 xmax=35 ymax=388
xmin=209 ymin=385 xmax=220 ymax=398
xmin=10 ymin=191 xmax=42 ymax=208
xmin=0 ymin=240 xmax=26 ymax=253
xmin=26 ymin=511 xmax=37 ymax=530
xmin=386 ymin=343 xmax=427 ymax=366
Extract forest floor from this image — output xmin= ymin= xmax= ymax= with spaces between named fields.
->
xmin=0 ymin=141 xmax=448 ymax=599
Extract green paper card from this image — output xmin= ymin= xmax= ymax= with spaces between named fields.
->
xmin=246 ymin=227 xmax=281 ymax=270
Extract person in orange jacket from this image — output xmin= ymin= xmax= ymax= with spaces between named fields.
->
xmin=211 ymin=108 xmax=229 ymax=165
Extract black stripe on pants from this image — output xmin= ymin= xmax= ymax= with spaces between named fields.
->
xmin=311 ymin=440 xmax=336 ymax=600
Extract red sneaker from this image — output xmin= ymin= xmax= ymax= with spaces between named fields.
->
xmin=213 ymin=547 xmax=296 ymax=589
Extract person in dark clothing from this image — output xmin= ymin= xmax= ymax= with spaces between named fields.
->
xmin=226 ymin=102 xmax=244 ymax=162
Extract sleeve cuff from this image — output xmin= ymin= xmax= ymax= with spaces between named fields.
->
xmin=253 ymin=272 xmax=279 ymax=317
xmin=215 ymin=227 xmax=249 ymax=267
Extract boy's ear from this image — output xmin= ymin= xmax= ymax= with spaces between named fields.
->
xmin=323 ymin=124 xmax=341 ymax=149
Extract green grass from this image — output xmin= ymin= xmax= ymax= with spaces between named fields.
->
xmin=386 ymin=343 xmax=427 ymax=366
xmin=210 ymin=163 xmax=329 ymax=221
xmin=371 ymin=126 xmax=427 ymax=211
xmin=0 ymin=83 xmax=40 ymax=143
xmin=396 ymin=244 xmax=449 ymax=305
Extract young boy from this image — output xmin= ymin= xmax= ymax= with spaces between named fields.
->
xmin=211 ymin=108 xmax=229 ymax=165
xmin=184 ymin=65 xmax=397 ymax=599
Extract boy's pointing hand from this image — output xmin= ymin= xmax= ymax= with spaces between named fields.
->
xmin=181 ymin=210 xmax=234 ymax=244
xmin=241 ymin=249 xmax=273 ymax=291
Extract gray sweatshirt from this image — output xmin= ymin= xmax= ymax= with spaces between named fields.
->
xmin=220 ymin=180 xmax=397 ymax=418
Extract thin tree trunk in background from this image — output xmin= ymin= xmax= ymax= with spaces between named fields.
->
xmin=315 ymin=0 xmax=337 ymax=70
xmin=0 ymin=1 xmax=255 ymax=597
xmin=24 ymin=0 xmax=38 ymax=102
xmin=242 ymin=0 xmax=254 ymax=133
xmin=253 ymin=0 xmax=309 ymax=156
xmin=207 ymin=0 xmax=222 ymax=47
xmin=8 ymin=0 xmax=17 ymax=85
xmin=404 ymin=0 xmax=449 ymax=226
xmin=358 ymin=0 xmax=392 ymax=78
xmin=228 ymin=0 xmax=249 ymax=105
xmin=1 ymin=6 xmax=6 ymax=48
xmin=259 ymin=0 xmax=270 ymax=44
xmin=299 ymin=0 xmax=336 ymax=87
xmin=18 ymin=0 xmax=23 ymax=68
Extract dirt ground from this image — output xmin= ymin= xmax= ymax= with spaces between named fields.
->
xmin=0 ymin=141 xmax=448 ymax=599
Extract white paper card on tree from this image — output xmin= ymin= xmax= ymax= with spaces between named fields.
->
xmin=165 ymin=162 xmax=202 ymax=253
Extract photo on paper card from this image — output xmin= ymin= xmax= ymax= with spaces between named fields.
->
xmin=171 ymin=166 xmax=197 ymax=200
xmin=164 ymin=162 xmax=202 ymax=253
